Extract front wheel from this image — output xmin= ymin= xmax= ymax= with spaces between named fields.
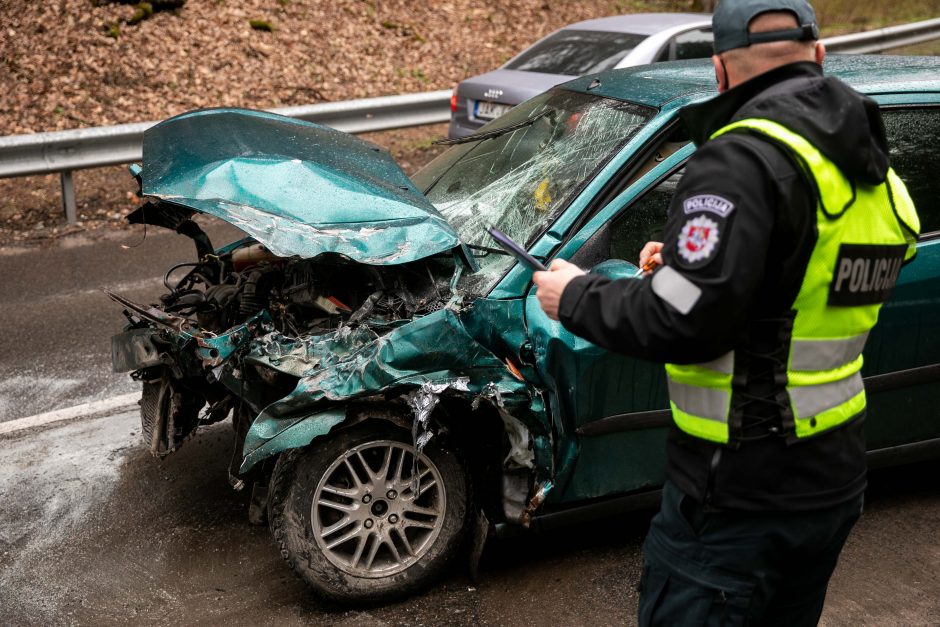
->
xmin=268 ymin=423 xmax=469 ymax=603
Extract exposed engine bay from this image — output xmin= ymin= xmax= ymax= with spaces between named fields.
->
xmin=109 ymin=207 xmax=460 ymax=465
xmin=163 ymin=240 xmax=455 ymax=338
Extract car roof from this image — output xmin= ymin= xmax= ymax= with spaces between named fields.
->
xmin=562 ymin=12 xmax=711 ymax=35
xmin=563 ymin=55 xmax=940 ymax=109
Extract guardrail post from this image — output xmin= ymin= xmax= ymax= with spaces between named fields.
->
xmin=60 ymin=170 xmax=77 ymax=224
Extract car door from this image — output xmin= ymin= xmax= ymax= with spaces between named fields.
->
xmin=861 ymin=103 xmax=940 ymax=454
xmin=525 ymin=100 xmax=940 ymax=502
xmin=524 ymin=153 xmax=690 ymax=502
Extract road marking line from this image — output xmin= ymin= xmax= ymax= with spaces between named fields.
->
xmin=0 ymin=392 xmax=140 ymax=436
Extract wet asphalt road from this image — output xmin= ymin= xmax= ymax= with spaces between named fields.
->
xmin=1 ymin=230 xmax=939 ymax=625
xmin=0 ymin=218 xmax=242 ymax=422
xmin=1 ymin=412 xmax=939 ymax=626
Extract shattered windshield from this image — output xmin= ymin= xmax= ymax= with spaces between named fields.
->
xmin=412 ymin=89 xmax=653 ymax=291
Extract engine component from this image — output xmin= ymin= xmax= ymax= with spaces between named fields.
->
xmin=232 ymin=243 xmax=283 ymax=271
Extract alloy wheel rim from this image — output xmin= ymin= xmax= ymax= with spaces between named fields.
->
xmin=312 ymin=440 xmax=446 ymax=578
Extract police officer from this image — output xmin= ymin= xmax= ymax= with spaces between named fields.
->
xmin=533 ymin=0 xmax=920 ymax=624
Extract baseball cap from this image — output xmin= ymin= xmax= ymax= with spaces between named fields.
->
xmin=712 ymin=0 xmax=820 ymax=54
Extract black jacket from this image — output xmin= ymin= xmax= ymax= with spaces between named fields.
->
xmin=558 ymin=62 xmax=890 ymax=511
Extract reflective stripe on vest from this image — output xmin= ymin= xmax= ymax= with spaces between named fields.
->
xmin=663 ymin=117 xmax=919 ymax=445
xmin=789 ymin=332 xmax=869 ymax=371
xmin=789 ymin=371 xmax=865 ymax=418
xmin=665 ymin=351 xmax=734 ymax=444
xmin=668 ymin=380 xmax=731 ymax=443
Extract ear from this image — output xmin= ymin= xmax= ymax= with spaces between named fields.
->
xmin=815 ymin=42 xmax=826 ymax=65
xmin=712 ymin=55 xmax=728 ymax=93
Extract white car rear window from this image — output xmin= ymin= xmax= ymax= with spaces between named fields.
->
xmin=505 ymin=30 xmax=647 ymax=76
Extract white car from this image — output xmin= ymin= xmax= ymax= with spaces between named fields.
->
xmin=448 ymin=13 xmax=712 ymax=139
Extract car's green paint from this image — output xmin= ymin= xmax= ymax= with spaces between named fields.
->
xmin=559 ymin=56 xmax=940 ymax=109
xmin=863 ymin=237 xmax=940 ymax=449
xmin=140 ymin=108 xmax=466 ymax=265
xmin=238 ymin=306 xmax=552 ymax=475
xmin=240 ymin=407 xmax=346 ymax=475
xmin=872 ymin=92 xmax=940 ymax=106
xmin=590 ymin=259 xmax=643 ymax=280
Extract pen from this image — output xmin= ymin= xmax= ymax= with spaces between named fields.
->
xmin=633 ymin=258 xmax=659 ymax=277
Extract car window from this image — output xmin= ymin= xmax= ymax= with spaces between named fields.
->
xmin=591 ymin=106 xmax=940 ymax=265
xmin=654 ymin=28 xmax=713 ymax=62
xmin=672 ymin=28 xmax=714 ymax=60
xmin=504 ymin=30 xmax=647 ymax=75
xmin=610 ymin=169 xmax=683 ymax=263
xmin=882 ymin=107 xmax=940 ymax=237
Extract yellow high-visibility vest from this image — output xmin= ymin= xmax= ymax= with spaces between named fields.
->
xmin=666 ymin=118 xmax=920 ymax=445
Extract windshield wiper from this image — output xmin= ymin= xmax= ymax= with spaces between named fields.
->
xmin=464 ymin=243 xmax=510 ymax=257
xmin=464 ymin=243 xmax=551 ymax=267
xmin=434 ymin=110 xmax=553 ymax=146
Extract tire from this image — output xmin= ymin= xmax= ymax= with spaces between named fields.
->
xmin=268 ymin=422 xmax=469 ymax=603
xmin=139 ymin=372 xmax=203 ymax=458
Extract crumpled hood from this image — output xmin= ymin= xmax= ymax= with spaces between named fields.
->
xmin=139 ymin=108 xmax=464 ymax=264
xmin=682 ymin=62 xmax=890 ymax=185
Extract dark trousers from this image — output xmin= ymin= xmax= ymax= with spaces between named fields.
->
xmin=638 ymin=480 xmax=863 ymax=626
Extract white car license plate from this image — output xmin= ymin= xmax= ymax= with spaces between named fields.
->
xmin=474 ymin=100 xmax=512 ymax=121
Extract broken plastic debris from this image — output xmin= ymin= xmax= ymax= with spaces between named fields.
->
xmin=406 ymin=378 xmax=470 ymax=494
xmin=499 ymin=409 xmax=534 ymax=470
xmin=520 ymin=480 xmax=554 ymax=527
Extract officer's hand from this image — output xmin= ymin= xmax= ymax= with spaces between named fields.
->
xmin=533 ymin=259 xmax=586 ymax=321
xmin=639 ymin=241 xmax=664 ymax=275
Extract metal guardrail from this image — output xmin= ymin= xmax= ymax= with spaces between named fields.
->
xmin=823 ymin=17 xmax=940 ymax=54
xmin=1 ymin=17 xmax=938 ymax=223
xmin=0 ymin=90 xmax=451 ymax=222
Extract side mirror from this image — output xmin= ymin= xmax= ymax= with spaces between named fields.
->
xmin=590 ymin=258 xmax=641 ymax=280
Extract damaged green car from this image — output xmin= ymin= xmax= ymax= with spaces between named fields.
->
xmin=110 ymin=56 xmax=940 ymax=602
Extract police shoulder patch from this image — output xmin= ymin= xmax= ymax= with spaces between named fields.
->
xmin=677 ymin=215 xmax=720 ymax=265
xmin=683 ymin=194 xmax=736 ymax=218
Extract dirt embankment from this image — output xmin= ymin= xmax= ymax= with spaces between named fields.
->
xmin=1 ymin=0 xmax=937 ymax=245
xmin=0 ymin=0 xmax=689 ymax=244
xmin=1 ymin=0 xmax=691 ymax=135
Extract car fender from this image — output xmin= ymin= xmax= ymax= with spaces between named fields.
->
xmin=238 ymin=391 xmax=462 ymax=475
xmin=237 ymin=306 xmax=552 ymax=477
xmin=239 ymin=406 xmax=347 ymax=474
